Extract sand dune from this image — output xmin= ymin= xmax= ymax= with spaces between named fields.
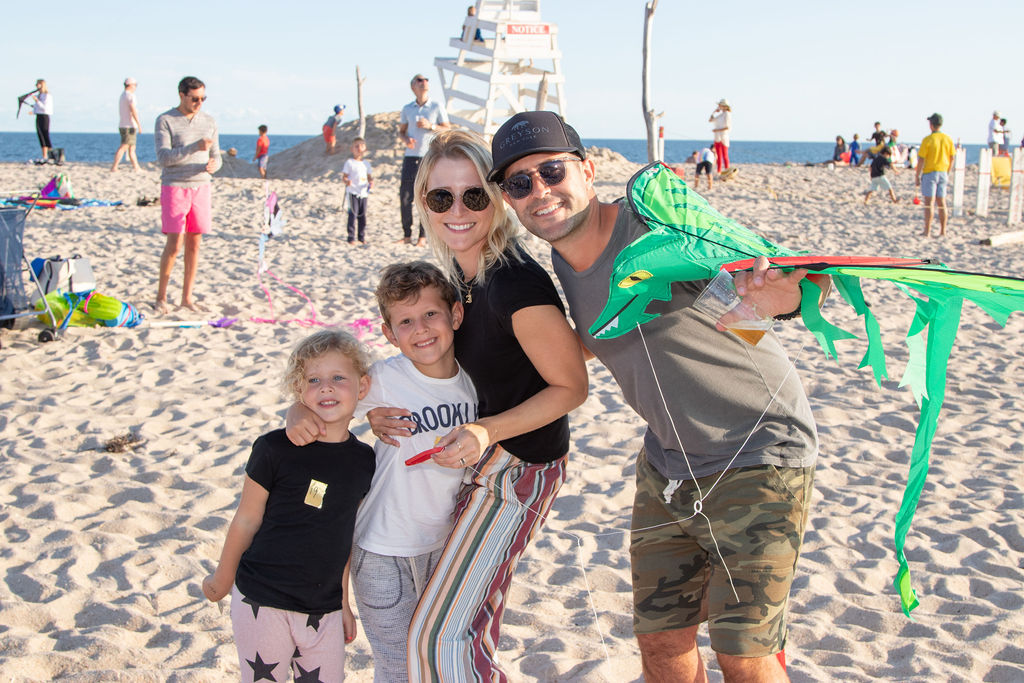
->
xmin=1 ymin=141 xmax=1022 ymax=681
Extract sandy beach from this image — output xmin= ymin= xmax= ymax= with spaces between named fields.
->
xmin=1 ymin=117 xmax=1023 ymax=681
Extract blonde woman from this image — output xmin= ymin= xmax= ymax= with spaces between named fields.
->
xmin=31 ymin=79 xmax=53 ymax=161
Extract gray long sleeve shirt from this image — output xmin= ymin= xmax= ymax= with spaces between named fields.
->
xmin=154 ymin=108 xmax=222 ymax=187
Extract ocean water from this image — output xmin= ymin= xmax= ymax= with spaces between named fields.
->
xmin=0 ymin=131 xmax=988 ymax=167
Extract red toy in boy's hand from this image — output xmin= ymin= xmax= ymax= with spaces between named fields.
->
xmin=405 ymin=446 xmax=444 ymax=466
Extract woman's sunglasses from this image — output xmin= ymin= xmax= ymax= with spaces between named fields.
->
xmin=499 ymin=158 xmax=581 ymax=199
xmin=424 ymin=186 xmax=491 ymax=213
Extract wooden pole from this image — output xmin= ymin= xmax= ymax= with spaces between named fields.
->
xmin=642 ymin=0 xmax=659 ymax=163
xmin=356 ymin=66 xmax=367 ymax=139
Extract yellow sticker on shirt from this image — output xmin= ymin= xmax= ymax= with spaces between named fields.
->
xmin=305 ymin=479 xmax=327 ymax=509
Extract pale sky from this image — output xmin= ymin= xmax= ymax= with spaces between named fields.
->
xmin=2 ymin=0 xmax=1020 ymax=144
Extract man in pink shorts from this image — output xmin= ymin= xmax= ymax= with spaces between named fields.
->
xmin=154 ymin=76 xmax=221 ymax=314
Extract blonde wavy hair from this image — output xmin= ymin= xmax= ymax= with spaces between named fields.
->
xmin=413 ymin=129 xmax=523 ymax=286
xmin=282 ymin=329 xmax=371 ymax=400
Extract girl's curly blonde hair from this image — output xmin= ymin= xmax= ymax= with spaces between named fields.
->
xmin=282 ymin=330 xmax=371 ymax=400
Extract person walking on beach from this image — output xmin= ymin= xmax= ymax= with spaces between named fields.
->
xmin=342 ymin=137 xmax=372 ymax=244
xmin=397 ymin=74 xmax=450 ymax=246
xmin=915 ymin=112 xmax=955 ymax=237
xmin=999 ymin=118 xmax=1011 ymax=155
xmin=154 ymin=76 xmax=221 ymax=314
xmin=849 ymin=133 xmax=861 ymax=166
xmin=709 ymin=99 xmax=732 ymax=173
xmin=488 ymin=110 xmax=820 ymax=683
xmin=111 ymin=78 xmax=142 ymax=172
xmin=988 ymin=111 xmax=1004 ymax=155
xmin=253 ymin=125 xmax=269 ymax=179
xmin=30 ymin=79 xmax=53 ymax=162
xmin=202 ymin=329 xmax=374 ymax=683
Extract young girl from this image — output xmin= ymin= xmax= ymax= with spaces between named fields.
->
xmin=203 ymin=330 xmax=375 ymax=682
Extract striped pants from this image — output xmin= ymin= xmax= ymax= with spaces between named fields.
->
xmin=407 ymin=445 xmax=566 ymax=682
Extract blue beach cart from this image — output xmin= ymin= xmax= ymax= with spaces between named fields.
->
xmin=0 ymin=204 xmax=60 ymax=346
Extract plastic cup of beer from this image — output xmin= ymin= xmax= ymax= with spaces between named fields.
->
xmin=693 ymin=269 xmax=774 ymax=345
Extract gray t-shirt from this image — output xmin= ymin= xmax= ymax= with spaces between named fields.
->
xmin=551 ymin=202 xmax=818 ymax=479
xmin=154 ymin=107 xmax=221 ymax=187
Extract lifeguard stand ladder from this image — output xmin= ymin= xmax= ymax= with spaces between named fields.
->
xmin=434 ymin=0 xmax=567 ymax=139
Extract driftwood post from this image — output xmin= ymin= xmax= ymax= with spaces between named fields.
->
xmin=356 ymin=66 xmax=367 ymax=139
xmin=537 ymin=73 xmax=549 ymax=111
xmin=642 ymin=0 xmax=659 ymax=163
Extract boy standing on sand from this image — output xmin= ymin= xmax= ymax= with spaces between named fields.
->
xmin=253 ymin=125 xmax=269 ymax=179
xmin=864 ymin=146 xmax=899 ymax=204
xmin=342 ymin=137 xmax=373 ymax=245
xmin=915 ymin=113 xmax=956 ymax=237
xmin=202 ymin=329 xmax=375 ymax=682
xmin=690 ymin=145 xmax=716 ymax=191
xmin=154 ymin=76 xmax=221 ymax=314
xmin=349 ymin=261 xmax=477 ymax=682
xmin=323 ymin=105 xmax=344 ymax=155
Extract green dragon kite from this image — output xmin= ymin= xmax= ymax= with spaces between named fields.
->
xmin=590 ymin=162 xmax=1024 ymax=616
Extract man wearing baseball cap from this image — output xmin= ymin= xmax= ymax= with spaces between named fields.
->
xmin=915 ymin=113 xmax=956 ymax=237
xmin=490 ymin=110 xmax=818 ymax=681
xmin=111 ymin=77 xmax=141 ymax=172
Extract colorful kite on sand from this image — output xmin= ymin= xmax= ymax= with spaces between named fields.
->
xmin=591 ymin=162 xmax=1024 ymax=616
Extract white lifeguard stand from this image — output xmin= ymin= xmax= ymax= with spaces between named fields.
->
xmin=434 ymin=0 xmax=567 ymax=139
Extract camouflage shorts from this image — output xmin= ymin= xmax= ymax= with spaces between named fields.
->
xmin=630 ymin=448 xmax=814 ymax=656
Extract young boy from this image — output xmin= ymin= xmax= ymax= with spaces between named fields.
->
xmin=342 ymin=137 xmax=373 ymax=245
xmin=203 ymin=330 xmax=375 ymax=682
xmin=849 ymin=133 xmax=861 ymax=166
xmin=350 ymin=261 xmax=477 ymax=681
xmin=284 ymin=261 xmax=478 ymax=681
xmin=253 ymin=124 xmax=269 ymax=179
xmin=864 ymin=145 xmax=899 ymax=204
xmin=691 ymin=144 xmax=716 ymax=191
xmin=322 ymin=105 xmax=344 ymax=155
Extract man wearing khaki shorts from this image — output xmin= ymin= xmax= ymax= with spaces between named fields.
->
xmin=112 ymin=77 xmax=142 ymax=172
xmin=154 ymin=76 xmax=221 ymax=314
xmin=488 ymin=111 xmax=820 ymax=682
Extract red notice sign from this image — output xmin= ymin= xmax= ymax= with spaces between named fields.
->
xmin=506 ymin=24 xmax=550 ymax=35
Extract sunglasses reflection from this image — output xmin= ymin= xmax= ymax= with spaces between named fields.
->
xmin=424 ymin=186 xmax=492 ymax=213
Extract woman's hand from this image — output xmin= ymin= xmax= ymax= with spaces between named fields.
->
xmin=366 ymin=406 xmax=414 ymax=448
xmin=432 ymin=422 xmax=492 ymax=470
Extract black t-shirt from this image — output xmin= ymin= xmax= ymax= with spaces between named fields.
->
xmin=870 ymin=155 xmax=891 ymax=178
xmin=235 ymin=429 xmax=375 ymax=614
xmin=871 ymin=130 xmax=887 ymax=146
xmin=455 ymin=248 xmax=570 ymax=463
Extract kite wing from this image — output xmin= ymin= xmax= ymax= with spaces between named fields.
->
xmin=592 ymin=161 xmax=1024 ymax=616
xmin=16 ymin=89 xmax=38 ymax=119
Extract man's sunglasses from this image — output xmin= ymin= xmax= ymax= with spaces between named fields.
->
xmin=188 ymin=95 xmax=207 ymax=104
xmin=498 ymin=158 xmax=581 ymax=199
xmin=424 ymin=186 xmax=491 ymax=213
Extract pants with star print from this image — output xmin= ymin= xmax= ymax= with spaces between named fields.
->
xmin=230 ymin=585 xmax=347 ymax=682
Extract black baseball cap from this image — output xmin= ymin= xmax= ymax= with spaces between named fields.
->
xmin=927 ymin=113 xmax=943 ymax=126
xmin=488 ymin=111 xmax=585 ymax=182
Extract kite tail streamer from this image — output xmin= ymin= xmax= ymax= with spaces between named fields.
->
xmin=892 ymin=296 xmax=962 ymax=616
xmin=798 ymin=278 xmax=856 ymax=359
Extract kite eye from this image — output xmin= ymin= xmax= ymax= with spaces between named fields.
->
xmin=618 ymin=270 xmax=652 ymax=289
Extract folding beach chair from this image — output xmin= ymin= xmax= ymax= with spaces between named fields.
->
xmin=0 ymin=205 xmax=60 ymax=347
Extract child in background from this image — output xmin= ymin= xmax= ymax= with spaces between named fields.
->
xmin=323 ymin=105 xmax=344 ymax=155
xmin=202 ymin=330 xmax=375 ymax=682
xmin=342 ymin=137 xmax=373 ymax=245
xmin=691 ymin=144 xmax=716 ymax=191
xmin=285 ymin=261 xmax=477 ymax=681
xmin=864 ymin=146 xmax=899 ymax=205
xmin=253 ymin=125 xmax=269 ymax=179
xmin=849 ymin=133 xmax=861 ymax=166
